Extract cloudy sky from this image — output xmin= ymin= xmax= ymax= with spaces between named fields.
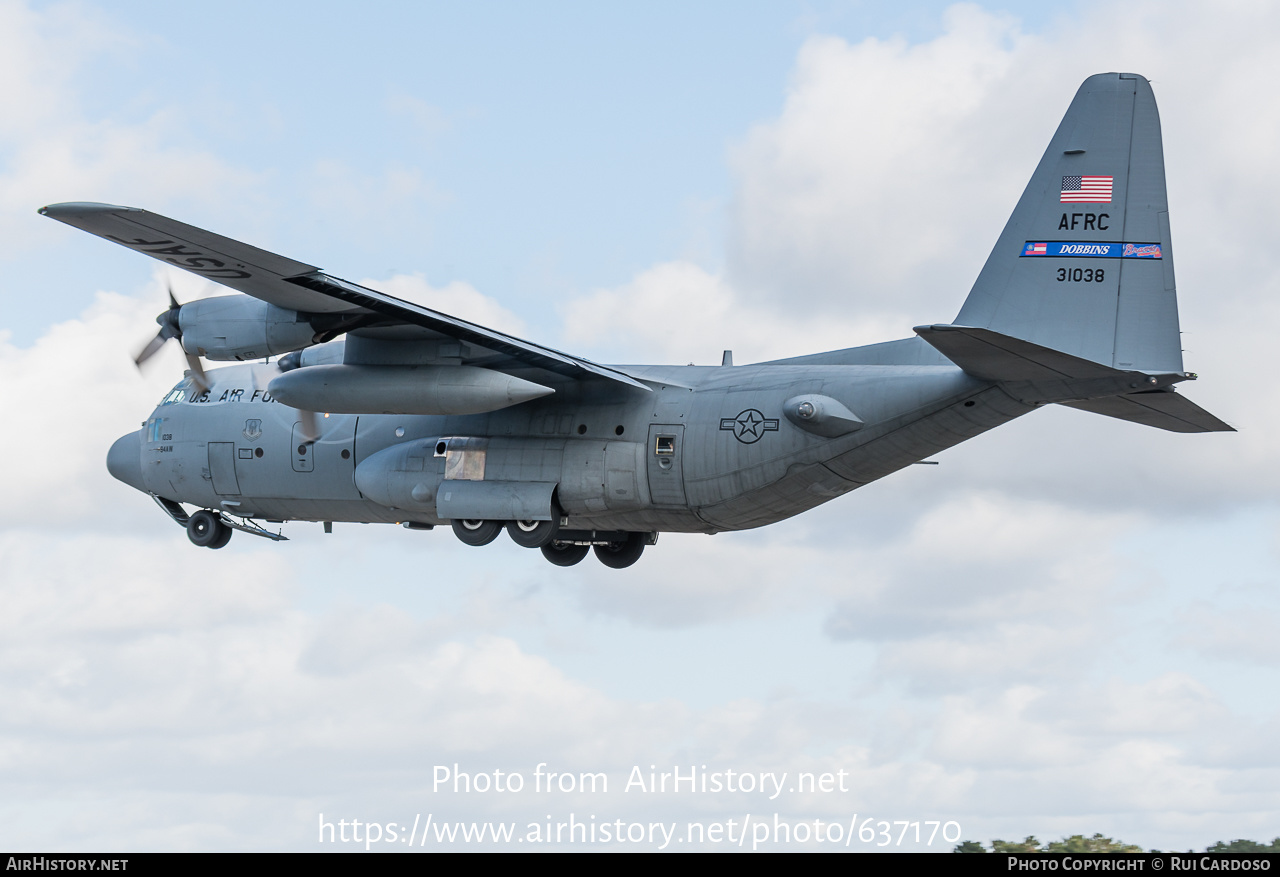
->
xmin=2 ymin=0 xmax=1278 ymax=852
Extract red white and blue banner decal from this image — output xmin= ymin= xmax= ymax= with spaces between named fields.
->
xmin=1021 ymin=241 xmax=1162 ymax=259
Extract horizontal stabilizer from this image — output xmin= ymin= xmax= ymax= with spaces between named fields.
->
xmin=916 ymin=324 xmax=1230 ymax=432
xmin=914 ymin=324 xmax=1122 ymax=382
xmin=1061 ymin=393 xmax=1234 ymax=433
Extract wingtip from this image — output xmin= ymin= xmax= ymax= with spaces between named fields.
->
xmin=39 ymin=201 xmax=137 ymax=219
xmin=913 ymin=323 xmax=972 ymax=335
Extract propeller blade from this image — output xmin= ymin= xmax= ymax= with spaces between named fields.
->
xmin=184 ymin=352 xmax=209 ymax=393
xmin=297 ymin=408 xmax=321 ymax=443
xmin=135 ymin=282 xmax=184 ymax=369
xmin=134 ymin=331 xmax=168 ymax=368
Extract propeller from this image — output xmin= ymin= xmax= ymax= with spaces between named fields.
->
xmin=297 ymin=408 xmax=321 ymax=443
xmin=132 ymin=281 xmax=322 ymax=440
xmin=134 ymin=284 xmax=208 ymax=392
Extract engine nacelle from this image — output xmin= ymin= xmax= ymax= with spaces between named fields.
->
xmin=178 ymin=295 xmax=317 ymax=361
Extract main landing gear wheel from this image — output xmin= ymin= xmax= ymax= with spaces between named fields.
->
xmin=507 ymin=518 xmax=560 ymax=549
xmin=540 ymin=541 xmax=590 ymax=567
xmin=187 ymin=509 xmax=231 ymax=549
xmin=452 ymin=519 xmax=502 ymax=546
xmin=593 ymin=532 xmax=646 ymax=569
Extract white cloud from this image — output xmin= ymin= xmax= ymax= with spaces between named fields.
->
xmin=0 ymin=3 xmax=260 ymax=257
xmin=560 ymin=260 xmax=899 ymax=364
xmin=0 ymin=282 xmax=190 ymax=528
xmin=1175 ymin=605 xmax=1280 ymax=667
xmin=728 ymin=5 xmax=1043 ymax=321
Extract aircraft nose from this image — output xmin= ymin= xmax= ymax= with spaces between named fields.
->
xmin=106 ymin=430 xmax=147 ymax=493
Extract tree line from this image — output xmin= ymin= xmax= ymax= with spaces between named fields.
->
xmin=954 ymin=834 xmax=1280 ymax=853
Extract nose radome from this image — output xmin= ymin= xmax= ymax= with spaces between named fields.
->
xmin=106 ymin=430 xmax=147 ymax=494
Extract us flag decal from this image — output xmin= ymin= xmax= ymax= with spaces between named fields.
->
xmin=1061 ymin=175 xmax=1113 ymax=203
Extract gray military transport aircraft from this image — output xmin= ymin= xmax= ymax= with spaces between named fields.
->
xmin=44 ymin=72 xmax=1230 ymax=568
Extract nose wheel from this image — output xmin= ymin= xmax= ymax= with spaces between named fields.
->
xmin=187 ymin=509 xmax=232 ymax=549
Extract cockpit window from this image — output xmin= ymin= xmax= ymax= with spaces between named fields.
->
xmin=160 ymin=380 xmax=190 ymax=406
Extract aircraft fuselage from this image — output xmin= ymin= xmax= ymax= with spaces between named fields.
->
xmin=111 ymin=359 xmax=1028 ymax=535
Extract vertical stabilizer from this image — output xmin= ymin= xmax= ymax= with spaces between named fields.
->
xmin=955 ymin=73 xmax=1183 ymax=374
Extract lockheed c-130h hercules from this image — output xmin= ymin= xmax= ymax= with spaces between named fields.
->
xmin=45 ymin=73 xmax=1231 ymax=569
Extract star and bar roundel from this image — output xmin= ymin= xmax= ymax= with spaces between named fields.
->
xmin=720 ymin=409 xmax=780 ymax=444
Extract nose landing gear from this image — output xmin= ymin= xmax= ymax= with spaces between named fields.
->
xmin=187 ymin=509 xmax=232 ymax=549
xmin=172 ymin=504 xmax=286 ymax=548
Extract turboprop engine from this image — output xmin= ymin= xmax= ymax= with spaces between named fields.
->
xmin=176 ymin=295 xmax=317 ymax=361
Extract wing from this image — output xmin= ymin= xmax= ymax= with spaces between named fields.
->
xmin=40 ymin=202 xmax=649 ymax=391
